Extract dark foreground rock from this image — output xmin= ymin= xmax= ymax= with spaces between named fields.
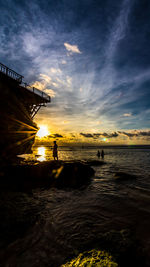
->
xmin=61 ymin=249 xmax=118 ymax=266
xmin=61 ymin=229 xmax=145 ymax=267
xmin=0 ymin=161 xmax=95 ymax=191
xmin=0 ymin=192 xmax=42 ymax=249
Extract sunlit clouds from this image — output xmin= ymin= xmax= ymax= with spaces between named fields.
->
xmin=0 ymin=0 xmax=150 ymax=144
xmin=64 ymin=42 xmax=82 ymax=54
xmin=123 ymin=113 xmax=132 ymax=117
xmin=34 ymin=128 xmax=150 ymax=146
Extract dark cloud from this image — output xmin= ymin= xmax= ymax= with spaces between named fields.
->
xmin=100 ymin=132 xmax=119 ymax=138
xmin=118 ymin=131 xmax=150 ymax=138
xmin=80 ymin=131 xmax=150 ymax=140
xmin=48 ymin=134 xmax=63 ymax=138
xmin=80 ymin=133 xmax=94 ymax=138
xmin=80 ymin=132 xmax=119 ymax=138
xmin=0 ymin=0 xmax=150 ymax=132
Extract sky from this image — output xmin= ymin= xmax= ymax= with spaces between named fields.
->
xmin=0 ymin=0 xmax=150 ymax=145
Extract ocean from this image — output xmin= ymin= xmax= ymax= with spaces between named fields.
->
xmin=1 ymin=146 xmax=150 ymax=266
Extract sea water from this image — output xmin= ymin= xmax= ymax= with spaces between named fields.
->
xmin=2 ymin=146 xmax=150 ymax=266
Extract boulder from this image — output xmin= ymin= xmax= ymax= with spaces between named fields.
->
xmin=50 ymin=161 xmax=95 ymax=189
xmin=61 ymin=249 xmax=118 ymax=267
xmin=0 ymin=161 xmax=95 ymax=191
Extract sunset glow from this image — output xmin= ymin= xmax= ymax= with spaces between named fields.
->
xmin=1 ymin=0 xmax=150 ymax=145
xmin=36 ymin=125 xmax=49 ymax=138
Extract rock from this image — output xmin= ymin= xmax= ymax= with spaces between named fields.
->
xmin=50 ymin=161 xmax=95 ymax=189
xmin=62 ymin=229 xmax=145 ymax=267
xmin=0 ymin=192 xmax=41 ymax=249
xmin=114 ymin=172 xmax=137 ymax=181
xmin=0 ymin=161 xmax=95 ymax=191
xmin=61 ymin=249 xmax=118 ymax=267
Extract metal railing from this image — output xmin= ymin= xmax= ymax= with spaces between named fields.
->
xmin=0 ymin=62 xmax=23 ymax=83
xmin=22 ymin=82 xmax=51 ymax=102
xmin=0 ymin=62 xmax=51 ymax=102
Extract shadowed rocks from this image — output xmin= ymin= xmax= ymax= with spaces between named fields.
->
xmin=0 ymin=161 xmax=95 ymax=191
xmin=61 ymin=249 xmax=118 ymax=267
xmin=61 ymin=229 xmax=145 ymax=267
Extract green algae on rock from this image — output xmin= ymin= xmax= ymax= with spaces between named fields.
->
xmin=61 ymin=249 xmax=118 ymax=267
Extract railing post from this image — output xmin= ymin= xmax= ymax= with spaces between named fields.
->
xmin=6 ymin=67 xmax=8 ymax=76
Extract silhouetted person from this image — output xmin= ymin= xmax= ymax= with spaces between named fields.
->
xmin=97 ymin=150 xmax=100 ymax=158
xmin=53 ymin=141 xmax=58 ymax=160
xmin=101 ymin=149 xmax=104 ymax=159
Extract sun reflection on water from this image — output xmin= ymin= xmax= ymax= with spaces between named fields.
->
xmin=37 ymin=146 xmax=46 ymax=161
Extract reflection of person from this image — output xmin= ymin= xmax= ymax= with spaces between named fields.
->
xmin=53 ymin=141 xmax=58 ymax=160
xmin=97 ymin=150 xmax=100 ymax=158
xmin=101 ymin=149 xmax=104 ymax=159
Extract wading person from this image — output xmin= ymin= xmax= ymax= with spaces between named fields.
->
xmin=97 ymin=150 xmax=100 ymax=158
xmin=101 ymin=149 xmax=104 ymax=159
xmin=53 ymin=141 xmax=58 ymax=160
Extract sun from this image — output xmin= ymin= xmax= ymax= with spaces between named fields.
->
xmin=37 ymin=125 xmax=49 ymax=138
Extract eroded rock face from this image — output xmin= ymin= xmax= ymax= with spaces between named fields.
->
xmin=61 ymin=249 xmax=118 ymax=267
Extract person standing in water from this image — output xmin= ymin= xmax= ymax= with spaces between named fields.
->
xmin=97 ymin=150 xmax=100 ymax=158
xmin=53 ymin=141 xmax=58 ymax=160
xmin=101 ymin=149 xmax=104 ymax=159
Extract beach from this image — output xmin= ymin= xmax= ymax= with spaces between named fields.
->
xmin=0 ymin=146 xmax=150 ymax=266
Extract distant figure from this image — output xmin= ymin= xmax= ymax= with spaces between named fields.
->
xmin=53 ymin=141 xmax=58 ymax=160
xmin=97 ymin=150 xmax=100 ymax=158
xmin=101 ymin=149 xmax=104 ymax=159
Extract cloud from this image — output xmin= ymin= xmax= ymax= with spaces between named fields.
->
xmin=31 ymin=81 xmax=45 ymax=90
xmin=48 ymin=134 xmax=63 ymax=138
xmin=40 ymin=74 xmax=51 ymax=83
xmin=31 ymin=73 xmax=57 ymax=97
xmin=50 ymin=68 xmax=62 ymax=74
xmin=64 ymin=42 xmax=82 ymax=54
xmin=66 ymin=76 xmax=72 ymax=86
xmin=80 ymin=133 xmax=94 ymax=138
xmin=102 ymin=132 xmax=119 ymax=138
xmin=61 ymin=60 xmax=67 ymax=64
xmin=1 ymin=0 xmax=150 ymax=136
xmin=32 ymin=74 xmax=51 ymax=89
xmin=80 ymin=132 xmax=119 ymax=139
xmin=96 ymin=121 xmax=102 ymax=125
xmin=118 ymin=130 xmax=150 ymax=138
xmin=44 ymin=89 xmax=56 ymax=97
xmin=80 ymin=130 xmax=150 ymax=141
xmin=123 ymin=113 xmax=132 ymax=117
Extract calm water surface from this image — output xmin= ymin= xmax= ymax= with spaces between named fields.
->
xmin=3 ymin=146 xmax=150 ymax=266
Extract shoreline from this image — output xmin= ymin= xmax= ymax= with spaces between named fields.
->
xmin=0 ymin=159 xmax=150 ymax=266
